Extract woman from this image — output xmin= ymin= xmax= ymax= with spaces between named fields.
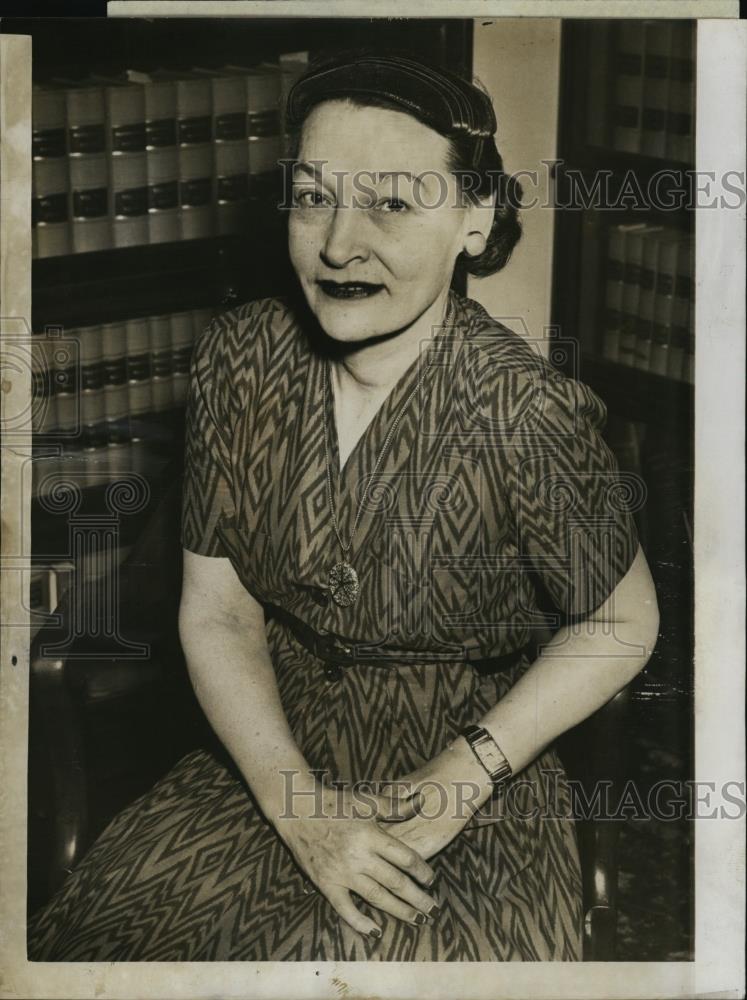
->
xmin=28 ymin=51 xmax=659 ymax=962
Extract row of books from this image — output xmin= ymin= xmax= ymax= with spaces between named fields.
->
xmin=602 ymin=222 xmax=694 ymax=383
xmin=32 ymin=306 xmax=212 ymax=438
xmin=32 ymin=53 xmax=309 ymax=257
xmin=586 ymin=20 xmax=694 ymax=162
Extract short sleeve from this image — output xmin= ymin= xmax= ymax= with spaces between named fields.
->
xmin=501 ymin=365 xmax=641 ymax=620
xmin=180 ymin=316 xmax=237 ymax=557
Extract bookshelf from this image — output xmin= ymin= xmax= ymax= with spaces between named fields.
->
xmin=2 ymin=18 xmax=471 ymax=596
xmin=552 ymin=20 xmax=695 ymax=714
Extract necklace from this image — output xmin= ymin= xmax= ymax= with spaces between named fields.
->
xmin=321 ymin=300 xmax=454 ymax=607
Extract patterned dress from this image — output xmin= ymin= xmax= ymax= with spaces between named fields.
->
xmin=28 ymin=289 xmax=639 ymax=962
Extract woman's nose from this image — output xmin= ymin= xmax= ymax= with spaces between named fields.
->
xmin=320 ymin=207 xmax=369 ymax=268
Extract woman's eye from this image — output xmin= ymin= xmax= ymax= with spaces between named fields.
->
xmin=294 ymin=189 xmax=332 ymax=208
xmin=377 ymin=198 xmax=409 ymax=214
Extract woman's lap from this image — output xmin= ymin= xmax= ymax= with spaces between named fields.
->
xmin=27 ymin=744 xmax=582 ymax=962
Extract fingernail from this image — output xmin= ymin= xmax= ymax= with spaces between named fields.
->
xmin=369 ymin=927 xmax=382 ymax=939
xmin=425 ymin=873 xmax=437 ymax=888
xmin=428 ymin=903 xmax=440 ymax=917
xmin=413 ymin=911 xmax=427 ymax=925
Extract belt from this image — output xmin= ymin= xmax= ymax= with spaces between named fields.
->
xmin=266 ymin=603 xmax=535 ymax=681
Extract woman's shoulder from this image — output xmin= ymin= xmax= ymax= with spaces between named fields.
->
xmin=453 ymin=291 xmax=608 ymax=434
xmin=193 ymin=295 xmax=309 ymax=387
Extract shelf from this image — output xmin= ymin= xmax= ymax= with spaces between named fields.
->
xmin=32 ymin=217 xmax=293 ymax=330
xmin=552 ymin=159 xmax=694 ymax=229
xmin=572 ymin=354 xmax=693 ymax=429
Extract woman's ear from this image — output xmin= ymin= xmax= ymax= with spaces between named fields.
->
xmin=463 ymin=192 xmax=496 ymax=258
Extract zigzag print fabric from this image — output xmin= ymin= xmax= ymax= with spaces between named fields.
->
xmin=28 ymin=290 xmax=639 ymax=961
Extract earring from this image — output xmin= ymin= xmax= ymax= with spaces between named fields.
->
xmin=464 ymin=233 xmax=487 ymax=257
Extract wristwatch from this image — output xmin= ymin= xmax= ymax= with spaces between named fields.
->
xmin=459 ymin=723 xmax=513 ymax=786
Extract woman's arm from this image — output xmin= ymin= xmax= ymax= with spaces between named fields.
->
xmin=178 ymin=549 xmax=439 ymax=933
xmin=384 ymin=543 xmax=660 ymax=857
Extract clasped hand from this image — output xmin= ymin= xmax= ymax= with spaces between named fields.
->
xmin=274 ymin=741 xmax=492 ymax=938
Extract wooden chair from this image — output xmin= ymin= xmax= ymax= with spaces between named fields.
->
xmin=28 ymin=487 xmax=630 ymax=959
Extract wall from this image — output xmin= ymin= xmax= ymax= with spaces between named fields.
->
xmin=468 ymin=18 xmax=561 ymax=355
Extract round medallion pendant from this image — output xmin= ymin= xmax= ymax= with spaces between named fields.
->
xmin=328 ymin=561 xmax=360 ymax=607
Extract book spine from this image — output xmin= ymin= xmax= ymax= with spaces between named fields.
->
xmin=107 ymin=82 xmax=149 ymax=248
xmin=170 ymin=310 xmax=196 ymax=405
xmin=666 ymin=22 xmax=695 ymax=164
xmin=212 ymin=74 xmax=249 ymax=235
xmin=613 ymin=21 xmax=644 ymax=155
xmin=125 ymin=316 xmax=153 ymax=433
xmin=634 ymin=225 xmax=663 ymax=371
xmin=603 ymin=224 xmax=627 ymax=362
xmin=619 ymin=224 xmax=647 ymax=367
xmin=78 ymin=323 xmax=107 ymax=449
xmin=246 ymin=68 xmax=283 ymax=190
xmin=66 ymin=84 xmax=111 ymax=253
xmin=32 ymin=86 xmax=71 ymax=258
xmin=101 ymin=320 xmax=130 ymax=443
xmin=176 ymin=77 xmax=214 ymax=239
xmin=32 ymin=157 xmax=71 ymax=258
xmin=278 ymin=52 xmax=309 ymax=154
xmin=640 ymin=21 xmax=672 ymax=159
xmin=654 ymin=231 xmax=684 ymax=380
xmin=149 ymin=313 xmax=176 ymax=412
xmin=145 ymin=80 xmax=180 ymax=244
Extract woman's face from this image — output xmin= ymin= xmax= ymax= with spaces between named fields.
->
xmin=288 ymin=100 xmax=474 ymax=343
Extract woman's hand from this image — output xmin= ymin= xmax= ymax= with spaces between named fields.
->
xmin=274 ymin=780 xmax=440 ymax=938
xmin=377 ymin=737 xmax=495 ymax=861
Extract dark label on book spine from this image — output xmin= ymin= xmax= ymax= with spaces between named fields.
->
xmin=146 ymin=118 xmax=177 ymax=148
xmin=676 ymin=274 xmax=693 ymax=300
xmin=81 ymin=363 xmax=105 ymax=391
xmin=114 ymin=186 xmax=149 ymax=218
xmin=72 ymin=187 xmax=108 ymax=219
xmin=667 ymin=111 xmax=692 ymax=137
xmin=172 ymin=347 xmax=193 ymax=374
xmin=103 ymin=359 xmax=128 ymax=386
xmin=215 ymin=112 xmax=246 ymax=141
xmin=33 ymin=193 xmax=68 ymax=226
xmin=640 ymin=266 xmax=655 ymax=291
xmin=644 ymin=54 xmax=669 ymax=79
xmin=624 ymin=262 xmax=642 ymax=284
xmin=607 ymin=259 xmax=624 ymax=281
xmin=642 ymin=107 xmax=667 ymax=133
xmin=617 ymin=52 xmax=642 ymax=76
xmin=126 ymin=355 xmax=151 ymax=381
xmin=247 ymin=110 xmax=281 ymax=137
xmin=217 ymin=174 xmax=249 ymax=203
xmin=178 ymin=116 xmax=212 ymax=145
xmin=33 ymin=127 xmax=66 ymax=159
xmin=180 ymin=177 xmax=211 ymax=207
xmin=148 ymin=180 xmax=179 ymax=211
xmin=151 ymin=352 xmax=173 ymax=377
xmin=614 ymin=105 xmax=638 ymax=129
xmin=69 ymin=124 xmax=106 ymax=155
xmin=657 ymin=273 xmax=674 ymax=296
xmin=111 ymin=122 xmax=147 ymax=153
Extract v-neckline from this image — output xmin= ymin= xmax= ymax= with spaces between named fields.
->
xmin=324 ymin=290 xmax=459 ymax=487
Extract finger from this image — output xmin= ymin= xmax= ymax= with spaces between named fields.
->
xmin=324 ymin=887 xmax=383 ymax=942
xmin=354 ymin=873 xmax=432 ymax=927
xmin=376 ymin=831 xmax=437 ymax=887
xmin=366 ymin=858 xmax=439 ymax=917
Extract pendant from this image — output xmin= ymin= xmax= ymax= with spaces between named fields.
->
xmin=328 ymin=561 xmax=360 ymax=607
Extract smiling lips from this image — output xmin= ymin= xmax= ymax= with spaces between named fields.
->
xmin=317 ymin=280 xmax=385 ymax=299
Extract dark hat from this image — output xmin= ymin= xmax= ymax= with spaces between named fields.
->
xmin=286 ymin=51 xmax=497 ymax=149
